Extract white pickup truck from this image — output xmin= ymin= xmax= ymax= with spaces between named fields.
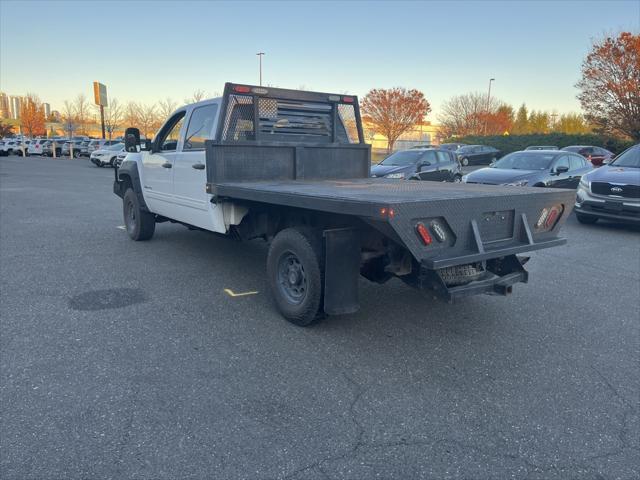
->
xmin=114 ymin=83 xmax=574 ymax=326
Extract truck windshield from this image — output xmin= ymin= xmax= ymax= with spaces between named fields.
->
xmin=492 ymin=152 xmax=554 ymax=170
xmin=379 ymin=150 xmax=423 ymax=166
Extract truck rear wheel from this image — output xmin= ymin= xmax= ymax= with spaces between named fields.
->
xmin=123 ymin=188 xmax=155 ymax=241
xmin=267 ymin=227 xmax=324 ymax=326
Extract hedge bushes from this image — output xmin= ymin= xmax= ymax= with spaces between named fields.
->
xmin=443 ymin=134 xmax=635 ymax=155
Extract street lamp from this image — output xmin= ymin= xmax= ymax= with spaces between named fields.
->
xmin=256 ymin=52 xmax=265 ymax=86
xmin=484 ymin=78 xmax=495 ymax=135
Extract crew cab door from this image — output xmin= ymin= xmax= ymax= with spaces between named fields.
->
xmin=141 ymin=111 xmax=186 ymax=216
xmin=173 ymin=103 xmax=220 ymax=229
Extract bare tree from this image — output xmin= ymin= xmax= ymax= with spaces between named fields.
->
xmin=136 ymin=103 xmax=160 ymax=139
xmin=361 ymin=87 xmax=431 ymax=153
xmin=73 ymin=94 xmax=91 ymax=135
xmin=437 ymin=92 xmax=504 ymax=138
xmin=123 ymin=101 xmax=139 ymax=128
xmin=62 ymin=100 xmax=77 ymax=137
xmin=158 ymin=97 xmax=178 ymax=119
xmin=184 ymin=89 xmax=206 ymax=104
xmin=104 ymin=99 xmax=124 ymax=140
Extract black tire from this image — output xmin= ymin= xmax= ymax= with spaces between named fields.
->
xmin=109 ymin=156 xmax=116 ymax=167
xmin=73 ymin=150 xmax=81 ymax=158
xmin=461 ymin=157 xmax=469 ymax=167
xmin=123 ymin=188 xmax=155 ymax=241
xmin=267 ymin=227 xmax=324 ymax=326
xmin=576 ymin=212 xmax=598 ymax=224
xmin=453 ymin=174 xmax=462 ymax=183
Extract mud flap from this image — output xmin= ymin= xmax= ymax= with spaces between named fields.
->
xmin=323 ymin=228 xmax=360 ymax=315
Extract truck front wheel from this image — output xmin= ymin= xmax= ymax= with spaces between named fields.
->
xmin=267 ymin=228 xmax=324 ymax=326
xmin=123 ymin=188 xmax=155 ymax=241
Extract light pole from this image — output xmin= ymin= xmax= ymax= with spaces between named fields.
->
xmin=256 ymin=52 xmax=265 ymax=86
xmin=484 ymin=78 xmax=495 ymax=135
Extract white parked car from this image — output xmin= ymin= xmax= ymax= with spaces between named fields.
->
xmin=114 ymin=151 xmax=128 ymax=168
xmin=90 ymin=143 xmax=125 ymax=167
xmin=28 ymin=138 xmax=49 ymax=155
xmin=0 ymin=140 xmax=18 ymax=155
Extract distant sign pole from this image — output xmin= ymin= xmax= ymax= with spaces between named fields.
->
xmin=93 ymin=81 xmax=108 ymax=139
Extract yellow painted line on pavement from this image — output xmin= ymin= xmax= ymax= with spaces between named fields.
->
xmin=224 ymin=288 xmax=259 ymax=297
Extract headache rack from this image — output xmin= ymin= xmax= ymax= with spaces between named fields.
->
xmin=216 ymin=83 xmax=365 ymax=145
xmin=206 ymin=83 xmax=371 ymax=192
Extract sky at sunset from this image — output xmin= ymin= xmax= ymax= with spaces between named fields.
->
xmin=1 ymin=0 xmax=638 ymax=119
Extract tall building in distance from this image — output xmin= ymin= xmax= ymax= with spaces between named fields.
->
xmin=9 ymin=96 xmax=21 ymax=119
xmin=43 ymin=103 xmax=51 ymax=119
xmin=0 ymin=92 xmax=9 ymax=118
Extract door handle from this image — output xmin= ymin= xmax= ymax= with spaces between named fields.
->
xmin=162 ymin=162 xmax=172 ymax=168
xmin=192 ymin=163 xmax=205 ymax=170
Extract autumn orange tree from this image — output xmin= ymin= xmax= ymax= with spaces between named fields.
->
xmin=20 ymin=94 xmax=46 ymax=137
xmin=0 ymin=121 xmax=14 ymax=137
xmin=361 ymin=88 xmax=430 ymax=152
xmin=577 ymin=32 xmax=640 ymax=141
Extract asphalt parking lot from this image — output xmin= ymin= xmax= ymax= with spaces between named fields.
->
xmin=1 ymin=155 xmax=638 ymax=479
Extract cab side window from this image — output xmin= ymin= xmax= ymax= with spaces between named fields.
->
xmin=183 ymin=104 xmax=219 ymax=151
xmin=156 ymin=112 xmax=186 ymax=152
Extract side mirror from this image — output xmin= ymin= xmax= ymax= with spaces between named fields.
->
xmin=555 ymin=165 xmax=569 ymax=174
xmin=417 ymin=161 xmax=431 ymax=171
xmin=124 ymin=127 xmax=141 ymax=153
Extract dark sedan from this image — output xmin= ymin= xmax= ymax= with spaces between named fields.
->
xmin=371 ymin=148 xmax=462 ymax=182
xmin=562 ymin=145 xmax=613 ymax=167
xmin=574 ymin=144 xmax=640 ymax=224
xmin=462 ymin=150 xmax=593 ymax=188
xmin=456 ymin=144 xmax=501 ymax=166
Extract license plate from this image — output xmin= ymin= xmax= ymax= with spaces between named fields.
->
xmin=604 ymin=201 xmax=623 ymax=212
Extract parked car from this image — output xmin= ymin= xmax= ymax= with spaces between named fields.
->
xmin=440 ymin=143 xmax=467 ymax=152
xmin=0 ymin=139 xmax=19 ymax=156
xmin=462 ymin=150 xmax=593 ymax=188
xmin=574 ymin=144 xmax=639 ymax=224
xmin=61 ymin=140 xmax=85 ymax=158
xmin=525 ymin=146 xmax=559 ymax=150
xmin=43 ymin=140 xmax=67 ymax=157
xmin=27 ymin=138 xmax=49 ymax=155
xmin=14 ymin=139 xmax=32 ymax=156
xmin=85 ymin=139 xmax=116 ymax=156
xmin=114 ymin=151 xmax=128 ymax=168
xmin=561 ymin=145 xmax=613 ymax=167
xmin=371 ymin=147 xmax=463 ymax=182
xmin=456 ymin=145 xmax=501 ymax=166
xmin=90 ymin=143 xmax=125 ymax=167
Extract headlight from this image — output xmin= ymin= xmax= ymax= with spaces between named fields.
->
xmin=504 ymin=179 xmax=529 ymax=186
xmin=579 ymin=177 xmax=591 ymax=190
xmin=461 ymin=175 xmax=468 ymax=182
xmin=385 ymin=173 xmax=404 ymax=179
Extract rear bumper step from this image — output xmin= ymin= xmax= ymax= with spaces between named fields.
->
xmin=420 ymin=254 xmax=530 ymax=301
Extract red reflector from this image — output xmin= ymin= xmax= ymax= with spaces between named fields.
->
xmin=233 ymin=85 xmax=251 ymax=93
xmin=545 ymin=208 xmax=559 ymax=229
xmin=416 ymin=223 xmax=432 ymax=245
xmin=342 ymin=96 xmax=354 ymax=103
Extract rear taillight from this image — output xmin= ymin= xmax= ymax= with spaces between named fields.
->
xmin=535 ymin=204 xmax=564 ymax=231
xmin=233 ymin=85 xmax=251 ymax=93
xmin=416 ymin=222 xmax=432 ymax=245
